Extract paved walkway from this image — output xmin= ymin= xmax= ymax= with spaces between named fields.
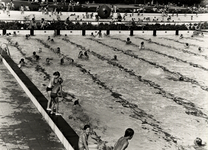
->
xmin=0 ymin=63 xmax=66 ymax=150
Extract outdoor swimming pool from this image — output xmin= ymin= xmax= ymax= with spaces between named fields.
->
xmin=1 ymin=33 xmax=208 ymax=150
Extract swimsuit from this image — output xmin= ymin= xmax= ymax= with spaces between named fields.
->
xmin=46 ymin=87 xmax=53 ymax=92
xmin=51 ymin=93 xmax=58 ymax=103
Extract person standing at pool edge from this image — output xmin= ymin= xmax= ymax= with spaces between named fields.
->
xmin=50 ymin=77 xmax=63 ymax=115
xmin=46 ymin=71 xmax=60 ymax=111
xmin=113 ymin=128 xmax=134 ymax=150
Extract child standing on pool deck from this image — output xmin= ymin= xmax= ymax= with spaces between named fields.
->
xmin=46 ymin=71 xmax=60 ymax=111
xmin=50 ymin=77 xmax=63 ymax=115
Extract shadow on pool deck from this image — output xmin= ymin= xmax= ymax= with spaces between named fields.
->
xmin=0 ymin=50 xmax=79 ymax=149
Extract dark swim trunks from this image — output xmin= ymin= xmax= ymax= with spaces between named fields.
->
xmin=51 ymin=93 xmax=58 ymax=103
xmin=46 ymin=87 xmax=53 ymax=92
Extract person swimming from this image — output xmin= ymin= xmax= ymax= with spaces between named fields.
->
xmin=113 ymin=128 xmax=134 ymax=150
xmin=38 ymin=48 xmax=42 ymax=53
xmin=198 ymin=47 xmax=203 ymax=52
xmin=126 ymin=37 xmax=132 ymax=44
xmin=112 ymin=55 xmax=118 ymax=61
xmin=55 ymin=47 xmax=61 ymax=55
xmin=25 ymin=34 xmax=30 ymax=40
xmin=78 ymin=51 xmax=84 ymax=59
xmin=18 ymin=58 xmax=26 ymax=68
xmin=32 ymin=51 xmax=40 ymax=61
xmin=83 ymin=51 xmax=89 ymax=60
xmin=140 ymin=41 xmax=145 ymax=49
xmin=184 ymin=43 xmax=189 ymax=49
xmin=45 ymin=58 xmax=51 ymax=65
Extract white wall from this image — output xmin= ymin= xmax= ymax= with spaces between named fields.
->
xmin=34 ymin=30 xmax=55 ymax=35
xmin=6 ymin=30 xmax=30 ymax=35
xmin=0 ymin=30 xmax=195 ymax=36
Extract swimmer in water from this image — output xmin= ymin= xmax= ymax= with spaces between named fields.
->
xmin=126 ymin=37 xmax=132 ymax=44
xmin=18 ymin=58 xmax=26 ymax=68
xmin=180 ymin=34 xmax=183 ymax=39
xmin=55 ymin=47 xmax=61 ymax=56
xmin=140 ymin=41 xmax=145 ymax=50
xmin=184 ymin=43 xmax=189 ymax=49
xmin=38 ymin=48 xmax=42 ymax=53
xmin=45 ymin=58 xmax=51 ymax=65
xmin=113 ymin=128 xmax=134 ymax=150
xmin=83 ymin=51 xmax=89 ymax=60
xmin=112 ymin=55 xmax=118 ymax=61
xmin=32 ymin=51 xmax=40 ymax=61
xmin=78 ymin=51 xmax=84 ymax=59
xmin=25 ymin=34 xmax=30 ymax=40
xmin=198 ymin=47 xmax=202 ymax=52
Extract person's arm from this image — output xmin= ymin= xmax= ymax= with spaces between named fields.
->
xmin=48 ymin=76 xmax=54 ymax=87
xmin=7 ymin=48 xmax=10 ymax=57
xmin=121 ymin=141 xmax=129 ymax=150
xmin=59 ymin=85 xmax=63 ymax=97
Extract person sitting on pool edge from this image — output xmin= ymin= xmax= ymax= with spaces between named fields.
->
xmin=47 ymin=36 xmax=51 ymax=41
xmin=113 ymin=128 xmax=134 ymax=150
xmin=56 ymin=47 xmax=61 ymax=55
xmin=126 ymin=37 xmax=132 ymax=44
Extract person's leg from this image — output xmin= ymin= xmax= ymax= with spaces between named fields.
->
xmin=47 ymin=91 xmax=52 ymax=110
xmin=55 ymin=98 xmax=61 ymax=115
